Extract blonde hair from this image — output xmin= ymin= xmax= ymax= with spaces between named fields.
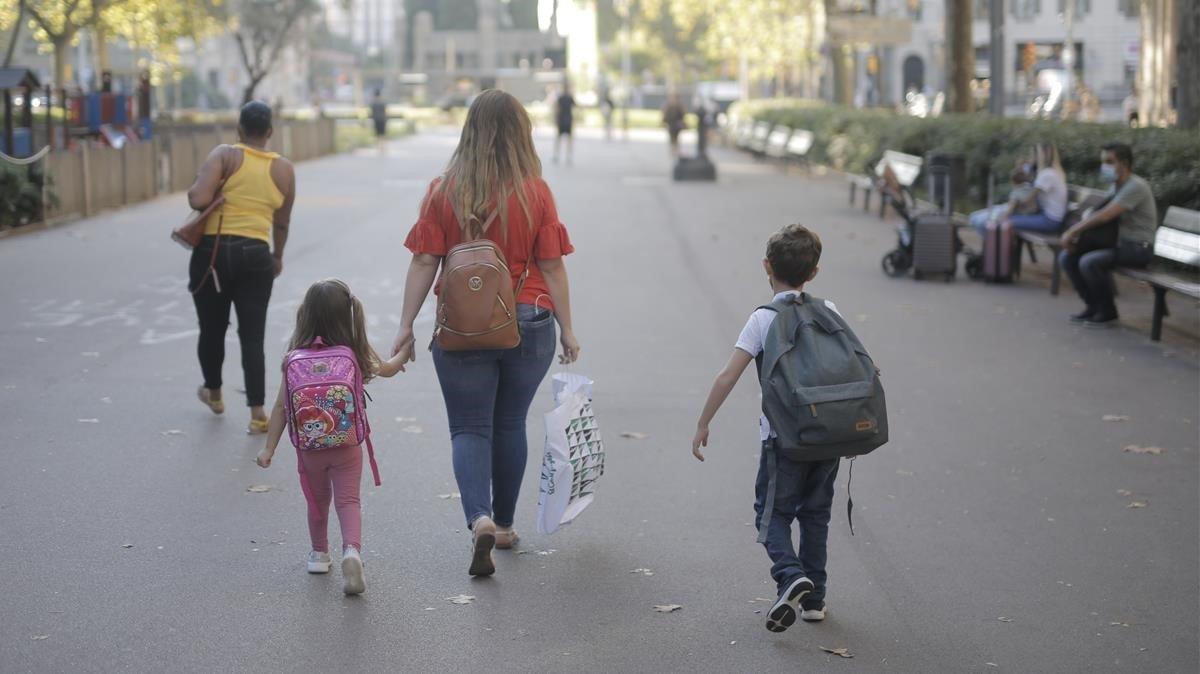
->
xmin=1036 ymin=143 xmax=1064 ymax=175
xmin=285 ymin=279 xmax=381 ymax=383
xmin=437 ymin=89 xmax=541 ymax=241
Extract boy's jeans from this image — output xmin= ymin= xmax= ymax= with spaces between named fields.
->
xmin=753 ymin=443 xmax=840 ymax=603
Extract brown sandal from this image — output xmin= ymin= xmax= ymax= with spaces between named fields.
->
xmin=495 ymin=529 xmax=520 ymax=550
xmin=469 ymin=517 xmax=496 ymax=577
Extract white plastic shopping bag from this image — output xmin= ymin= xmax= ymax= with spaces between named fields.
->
xmin=536 ymin=372 xmax=605 ymax=535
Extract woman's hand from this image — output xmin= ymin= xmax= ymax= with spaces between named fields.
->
xmin=391 ymin=327 xmax=416 ymax=362
xmin=559 ymin=329 xmax=580 ymax=365
xmin=256 ymin=447 xmax=274 ymax=468
xmin=691 ymin=426 xmax=709 ymax=462
xmin=1059 ymin=226 xmax=1078 ymax=252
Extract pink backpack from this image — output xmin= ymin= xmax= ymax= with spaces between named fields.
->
xmin=284 ymin=339 xmax=380 ymax=485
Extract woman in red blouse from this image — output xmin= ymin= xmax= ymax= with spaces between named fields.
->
xmin=391 ymin=90 xmax=580 ymax=577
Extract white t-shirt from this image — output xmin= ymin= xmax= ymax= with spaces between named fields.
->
xmin=735 ymin=291 xmax=841 ymax=441
xmin=1033 ymin=166 xmax=1068 ymax=222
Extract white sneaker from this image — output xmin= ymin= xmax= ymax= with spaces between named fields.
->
xmin=801 ymin=602 xmax=827 ymax=622
xmin=307 ymin=551 xmax=332 ymax=574
xmin=342 ymin=547 xmax=365 ymax=595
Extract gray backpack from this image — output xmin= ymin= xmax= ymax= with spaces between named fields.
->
xmin=755 ymin=293 xmax=888 ymax=540
xmin=757 ymin=293 xmax=888 ymax=462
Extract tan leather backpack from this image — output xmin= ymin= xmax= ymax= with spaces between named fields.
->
xmin=434 ymin=207 xmax=533 ymax=351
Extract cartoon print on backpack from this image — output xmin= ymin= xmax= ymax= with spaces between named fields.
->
xmin=290 ymin=384 xmax=355 ymax=449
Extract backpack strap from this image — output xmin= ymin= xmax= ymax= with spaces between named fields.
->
xmin=756 ymin=439 xmax=779 ymax=545
xmin=364 ymin=434 xmax=381 ymax=486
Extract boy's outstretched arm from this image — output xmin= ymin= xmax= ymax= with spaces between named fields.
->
xmin=257 ymin=382 xmax=288 ymax=468
xmin=692 ymin=349 xmax=755 ymax=462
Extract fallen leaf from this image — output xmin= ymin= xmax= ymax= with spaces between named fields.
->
xmin=896 ymin=469 xmax=914 ymax=476
xmin=985 ymin=664 xmax=999 ymax=668
xmin=652 ymin=604 xmax=682 ymax=613
xmin=1123 ymin=445 xmax=1165 ymax=455
xmin=730 ymin=641 xmax=737 ymax=645
xmin=35 ymin=337 xmax=48 ymax=343
xmin=998 ymin=617 xmax=1013 ymax=622
xmin=77 ymin=418 xmax=100 ymax=423
xmin=446 ymin=594 xmax=476 ymax=604
xmin=1102 ymin=414 xmax=1131 ymax=422
xmin=751 ymin=597 xmax=773 ymax=603
xmin=423 ymin=607 xmax=436 ymax=611
xmin=121 ymin=543 xmax=133 ymax=549
xmin=437 ymin=493 xmax=461 ymax=500
xmin=1116 ymin=489 xmax=1133 ymax=496
xmin=820 ymin=646 xmax=853 ymax=658
xmin=31 ymin=635 xmax=49 ymax=641
xmin=1110 ymin=622 xmax=1130 ymax=627
xmin=395 ymin=416 xmax=418 ymax=423
xmin=629 ymin=568 xmax=654 ymax=576
xmin=160 ymin=429 xmax=185 ymax=436
xmin=1126 ymin=501 xmax=1147 ymax=509
xmin=620 ymin=431 xmax=649 ymax=439
xmin=536 ymin=549 xmax=557 ymax=556
xmin=100 ymin=397 xmax=112 ymax=404
xmin=246 ymin=485 xmax=272 ymax=493
xmin=81 ymin=351 xmax=100 ymax=357
xmin=402 ymin=425 xmax=424 ymax=434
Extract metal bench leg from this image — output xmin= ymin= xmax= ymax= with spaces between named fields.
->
xmin=1150 ymin=286 xmax=1167 ymax=341
xmin=863 ymin=187 xmax=872 ymax=212
xmin=849 ymin=183 xmax=856 ymax=206
xmin=1050 ymin=250 xmax=1061 ymax=296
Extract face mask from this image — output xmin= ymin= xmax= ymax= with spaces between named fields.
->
xmin=1100 ymin=164 xmax=1117 ymax=182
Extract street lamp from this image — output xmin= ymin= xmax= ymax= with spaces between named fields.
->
xmin=614 ymin=0 xmax=632 ymax=139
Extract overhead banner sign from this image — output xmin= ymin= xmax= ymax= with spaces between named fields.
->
xmin=827 ymin=16 xmax=914 ymax=46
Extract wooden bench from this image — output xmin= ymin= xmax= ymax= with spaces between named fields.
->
xmin=764 ymin=127 xmax=790 ymax=160
xmin=1014 ymin=186 xmax=1107 ymax=294
xmin=1114 ymin=207 xmax=1200 ymax=341
xmin=847 ymin=150 xmax=923 ymax=217
xmin=748 ymin=121 xmax=772 ymax=155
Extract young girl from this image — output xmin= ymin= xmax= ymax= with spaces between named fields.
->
xmin=257 ymin=279 xmax=407 ymax=595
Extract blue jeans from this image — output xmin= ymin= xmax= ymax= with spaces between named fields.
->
xmin=432 ymin=304 xmax=556 ymax=528
xmin=1059 ymin=243 xmax=1153 ymax=317
xmin=753 ymin=445 xmax=840 ymax=602
xmin=970 ymin=208 xmax=1062 ymax=238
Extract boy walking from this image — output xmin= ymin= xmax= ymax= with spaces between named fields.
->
xmin=692 ymin=224 xmax=886 ymax=633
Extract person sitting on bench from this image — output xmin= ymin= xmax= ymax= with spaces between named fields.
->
xmin=1058 ymin=142 xmax=1158 ymax=328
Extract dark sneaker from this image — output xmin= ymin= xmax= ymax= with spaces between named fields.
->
xmin=800 ymin=601 xmax=827 ymax=622
xmin=1069 ymin=308 xmax=1095 ymax=323
xmin=766 ymin=576 xmax=813 ymax=633
xmin=1084 ymin=313 xmax=1118 ymax=329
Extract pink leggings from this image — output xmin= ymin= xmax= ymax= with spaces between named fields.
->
xmin=297 ymin=445 xmax=362 ymax=553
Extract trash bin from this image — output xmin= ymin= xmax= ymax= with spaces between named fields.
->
xmin=925 ymin=151 xmax=966 ymax=213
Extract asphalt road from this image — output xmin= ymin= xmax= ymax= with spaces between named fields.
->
xmin=2 ymin=128 xmax=1197 ymax=672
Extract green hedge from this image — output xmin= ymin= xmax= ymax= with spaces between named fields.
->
xmin=733 ymin=100 xmax=1200 ymax=213
xmin=0 ymin=164 xmax=53 ymax=229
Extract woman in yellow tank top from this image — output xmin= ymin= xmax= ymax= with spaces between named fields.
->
xmin=186 ymin=101 xmax=296 ymax=434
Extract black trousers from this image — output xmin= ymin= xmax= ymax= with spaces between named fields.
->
xmin=190 ymin=235 xmax=274 ymax=407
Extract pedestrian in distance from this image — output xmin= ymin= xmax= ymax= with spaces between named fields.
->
xmin=693 ymin=224 xmax=887 ymax=634
xmin=663 ymin=91 xmax=686 ymax=158
xmin=370 ymin=89 xmax=388 ymax=154
xmin=391 ymin=89 xmax=580 ymax=577
xmin=256 ymin=279 xmax=409 ymax=595
xmin=186 ymin=101 xmax=296 ymax=434
xmin=600 ymin=87 xmax=615 ymax=141
xmin=1059 ymin=142 xmax=1158 ymax=328
xmin=553 ymin=83 xmax=576 ymax=165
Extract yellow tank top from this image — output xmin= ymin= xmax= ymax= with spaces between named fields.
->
xmin=205 ymin=144 xmax=285 ymax=242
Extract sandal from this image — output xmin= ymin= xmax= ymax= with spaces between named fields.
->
xmin=468 ymin=517 xmax=496 ymax=577
xmin=495 ymin=529 xmax=520 ymax=550
xmin=197 ymin=386 xmax=225 ymax=415
xmin=247 ymin=418 xmax=269 ymax=435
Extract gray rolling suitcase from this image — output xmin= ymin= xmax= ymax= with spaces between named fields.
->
xmin=912 ymin=169 xmax=957 ymax=281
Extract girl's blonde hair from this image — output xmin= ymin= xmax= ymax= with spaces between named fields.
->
xmin=437 ymin=89 xmax=541 ymax=241
xmin=286 ymin=279 xmax=380 ymax=383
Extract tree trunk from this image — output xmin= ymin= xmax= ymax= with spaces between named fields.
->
xmin=1177 ymin=0 xmax=1199 ymax=129
xmin=2 ymin=0 xmax=23 ymax=68
xmin=53 ymin=35 xmax=72 ymax=89
xmin=243 ymin=76 xmax=265 ymax=106
xmin=944 ymin=0 xmax=974 ymax=113
xmin=94 ymin=24 xmax=111 ymax=75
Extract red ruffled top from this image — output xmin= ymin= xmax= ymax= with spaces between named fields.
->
xmin=404 ymin=177 xmax=574 ymax=310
